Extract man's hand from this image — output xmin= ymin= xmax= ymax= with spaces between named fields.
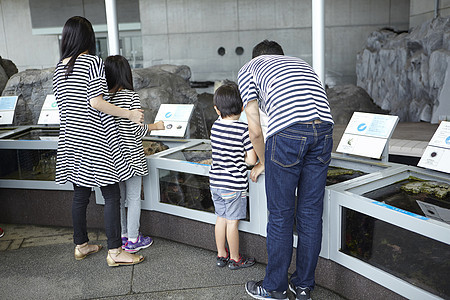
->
xmin=250 ymin=162 xmax=264 ymax=182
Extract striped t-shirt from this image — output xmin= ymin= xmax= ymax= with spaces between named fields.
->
xmin=238 ymin=55 xmax=334 ymax=140
xmin=109 ymin=89 xmax=149 ymax=177
xmin=209 ymin=118 xmax=253 ymax=191
xmin=53 ymin=54 xmax=133 ymax=187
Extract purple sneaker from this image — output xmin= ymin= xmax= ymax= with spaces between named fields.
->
xmin=121 ymin=237 xmax=128 ymax=249
xmin=124 ymin=233 xmax=153 ymax=253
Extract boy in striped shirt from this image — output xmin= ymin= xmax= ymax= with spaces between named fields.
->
xmin=209 ymin=83 xmax=257 ymax=270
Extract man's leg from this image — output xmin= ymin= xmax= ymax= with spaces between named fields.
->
xmin=291 ymin=123 xmax=333 ymax=290
xmin=263 ymin=129 xmax=306 ymax=292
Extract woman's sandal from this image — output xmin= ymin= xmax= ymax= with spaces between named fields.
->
xmin=74 ymin=242 xmax=103 ymax=260
xmin=106 ymin=248 xmax=144 ymax=267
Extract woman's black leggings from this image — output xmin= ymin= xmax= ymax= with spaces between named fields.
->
xmin=72 ymin=183 xmax=121 ymax=249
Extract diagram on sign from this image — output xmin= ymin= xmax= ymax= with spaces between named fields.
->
xmin=418 ymin=121 xmax=450 ymax=174
xmin=151 ymin=104 xmax=194 ymax=137
xmin=0 ymin=96 xmax=19 ymax=125
xmin=38 ymin=95 xmax=60 ymax=125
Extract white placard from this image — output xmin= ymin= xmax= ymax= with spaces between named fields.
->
xmin=150 ymin=104 xmax=194 ymax=137
xmin=0 ymin=96 xmax=18 ymax=125
xmin=418 ymin=121 xmax=450 ymax=173
xmin=38 ymin=95 xmax=60 ymax=124
xmin=336 ymin=112 xmax=399 ymax=159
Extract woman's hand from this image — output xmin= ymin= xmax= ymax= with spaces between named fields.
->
xmin=128 ymin=109 xmax=144 ymax=124
xmin=250 ymin=162 xmax=264 ymax=182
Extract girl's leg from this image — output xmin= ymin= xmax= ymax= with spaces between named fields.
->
xmin=226 ymin=219 xmax=240 ymax=261
xmin=125 ymin=176 xmax=142 ymax=241
xmin=215 ymin=216 xmax=227 ymax=257
xmin=119 ymin=181 xmax=128 ymax=238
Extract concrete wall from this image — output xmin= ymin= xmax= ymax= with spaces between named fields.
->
xmin=140 ymin=0 xmax=410 ymax=85
xmin=410 ymin=0 xmax=450 ymax=27
xmin=0 ymin=0 xmax=59 ymax=71
xmin=1 ymin=0 xmax=410 ymax=85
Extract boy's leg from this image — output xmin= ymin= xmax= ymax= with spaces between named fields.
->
xmin=226 ymin=219 xmax=240 ymax=261
xmin=125 ymin=176 xmax=142 ymax=241
xmin=215 ymin=216 xmax=227 ymax=257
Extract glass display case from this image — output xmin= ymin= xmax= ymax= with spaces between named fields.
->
xmin=328 ymin=165 xmax=450 ymax=299
xmin=0 ymin=126 xmax=70 ymax=190
xmin=144 ymin=140 xmax=266 ymax=235
xmin=301 ymin=153 xmax=402 ymax=258
xmin=0 ymin=126 xmax=18 ymax=138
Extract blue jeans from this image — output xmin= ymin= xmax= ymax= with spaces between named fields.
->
xmin=262 ymin=122 xmax=333 ymax=292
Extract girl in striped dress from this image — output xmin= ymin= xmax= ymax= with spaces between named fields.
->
xmin=104 ymin=55 xmax=165 ymax=253
xmin=53 ymin=16 xmax=144 ymax=266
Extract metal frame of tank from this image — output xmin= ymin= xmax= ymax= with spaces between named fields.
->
xmin=327 ymin=164 xmax=450 ymax=299
xmin=141 ymin=139 xmax=267 ymax=236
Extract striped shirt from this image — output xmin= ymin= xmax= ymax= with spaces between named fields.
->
xmin=209 ymin=118 xmax=253 ymax=191
xmin=53 ymin=54 xmax=133 ymax=187
xmin=109 ymin=89 xmax=149 ymax=177
xmin=238 ymin=55 xmax=334 ymax=140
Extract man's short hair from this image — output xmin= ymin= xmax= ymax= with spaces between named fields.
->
xmin=252 ymin=40 xmax=284 ymax=58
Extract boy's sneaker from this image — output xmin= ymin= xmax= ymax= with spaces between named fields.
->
xmin=216 ymin=248 xmax=229 ymax=267
xmin=289 ymin=282 xmax=312 ymax=300
xmin=121 ymin=237 xmax=128 ymax=249
xmin=228 ymin=254 xmax=255 ymax=270
xmin=124 ymin=233 xmax=153 ymax=253
xmin=0 ymin=227 xmax=4 ymax=238
xmin=245 ymin=280 xmax=288 ymax=299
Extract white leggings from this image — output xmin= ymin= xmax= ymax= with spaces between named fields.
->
xmin=119 ymin=176 xmax=143 ymax=241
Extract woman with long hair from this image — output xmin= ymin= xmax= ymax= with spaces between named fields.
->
xmin=53 ymin=16 xmax=144 ymax=266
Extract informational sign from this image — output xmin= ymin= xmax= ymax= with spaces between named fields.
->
xmin=336 ymin=112 xmax=399 ymax=159
xmin=417 ymin=200 xmax=450 ymax=224
xmin=150 ymin=104 xmax=194 ymax=137
xmin=0 ymin=96 xmax=18 ymax=125
xmin=38 ymin=95 xmax=60 ymax=124
xmin=418 ymin=121 xmax=450 ymax=173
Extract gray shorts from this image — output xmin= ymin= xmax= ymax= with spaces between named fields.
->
xmin=210 ymin=188 xmax=247 ymax=220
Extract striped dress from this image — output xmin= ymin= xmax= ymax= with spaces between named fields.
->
xmin=52 ymin=54 xmax=134 ymax=187
xmin=109 ymin=89 xmax=149 ymax=176
xmin=238 ymin=55 xmax=334 ymax=140
xmin=209 ymin=118 xmax=253 ymax=191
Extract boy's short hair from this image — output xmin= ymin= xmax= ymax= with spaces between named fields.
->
xmin=252 ymin=40 xmax=284 ymax=58
xmin=213 ymin=83 xmax=243 ymax=118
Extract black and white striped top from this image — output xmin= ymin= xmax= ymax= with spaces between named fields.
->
xmin=209 ymin=119 xmax=253 ymax=191
xmin=238 ymin=55 xmax=334 ymax=140
xmin=109 ymin=89 xmax=149 ymax=177
xmin=53 ymin=54 xmax=134 ymax=187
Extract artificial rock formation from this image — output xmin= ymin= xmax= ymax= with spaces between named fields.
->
xmin=326 ymin=84 xmax=387 ymax=125
xmin=1 ymin=64 xmax=200 ymax=132
xmin=0 ymin=56 xmax=18 ymax=96
xmin=356 ymin=17 xmax=450 ymax=123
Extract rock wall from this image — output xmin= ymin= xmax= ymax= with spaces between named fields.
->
xmin=0 ymin=57 xmax=18 ymax=96
xmin=1 ymin=65 xmax=201 ymax=134
xmin=326 ymin=84 xmax=387 ymax=125
xmin=356 ymin=17 xmax=450 ymax=123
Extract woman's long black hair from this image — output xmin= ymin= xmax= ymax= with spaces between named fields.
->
xmin=104 ymin=55 xmax=134 ymax=93
xmin=60 ymin=16 xmax=96 ymax=76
